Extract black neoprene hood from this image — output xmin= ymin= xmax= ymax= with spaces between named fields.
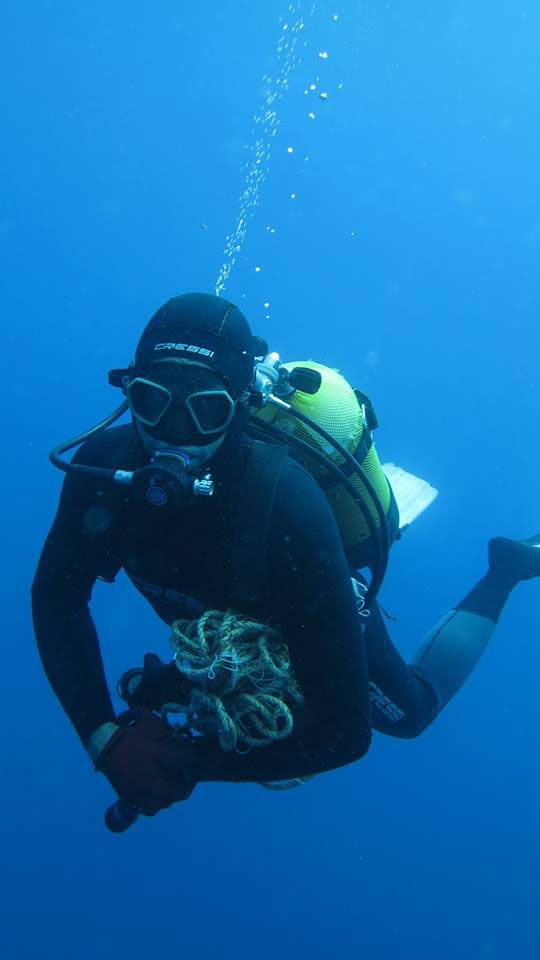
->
xmin=133 ymin=293 xmax=255 ymax=398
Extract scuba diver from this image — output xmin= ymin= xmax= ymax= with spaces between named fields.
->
xmin=31 ymin=292 xmax=540 ymax=830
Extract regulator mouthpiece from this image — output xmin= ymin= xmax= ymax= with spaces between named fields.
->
xmin=131 ymin=450 xmax=214 ymax=511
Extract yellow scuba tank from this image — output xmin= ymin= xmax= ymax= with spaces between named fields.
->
xmin=253 ymin=360 xmax=399 ymax=568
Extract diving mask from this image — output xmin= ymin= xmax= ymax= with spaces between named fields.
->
xmin=126 ymin=359 xmax=236 ymax=446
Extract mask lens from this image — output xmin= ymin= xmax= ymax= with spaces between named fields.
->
xmin=127 ymin=378 xmax=172 ymax=426
xmin=187 ymin=391 xmax=235 ymax=435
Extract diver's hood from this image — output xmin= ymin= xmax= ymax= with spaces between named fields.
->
xmin=111 ymin=293 xmax=255 ymax=400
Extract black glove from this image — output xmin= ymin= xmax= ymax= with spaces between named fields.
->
xmin=117 ymin=654 xmax=191 ymax=712
xmin=95 ymin=709 xmax=196 ymax=816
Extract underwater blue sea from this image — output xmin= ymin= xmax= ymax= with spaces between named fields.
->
xmin=3 ymin=1 xmax=540 ymax=957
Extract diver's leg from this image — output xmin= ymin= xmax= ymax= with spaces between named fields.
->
xmin=411 ymin=533 xmax=540 ymax=711
xmin=365 ymin=533 xmax=540 ymax=738
xmin=363 ymin=605 xmax=439 ymax=738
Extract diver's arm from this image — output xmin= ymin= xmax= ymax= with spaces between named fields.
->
xmin=31 ymin=473 xmax=117 ymax=745
xmin=32 ymin=590 xmax=117 ymax=744
xmin=187 ymin=463 xmax=372 ymax=783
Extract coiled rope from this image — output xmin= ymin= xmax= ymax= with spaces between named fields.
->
xmin=169 ymin=609 xmax=311 ymax=790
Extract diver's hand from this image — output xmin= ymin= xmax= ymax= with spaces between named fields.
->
xmin=93 ymin=709 xmax=196 ymax=815
xmin=117 ymin=653 xmax=191 ymax=711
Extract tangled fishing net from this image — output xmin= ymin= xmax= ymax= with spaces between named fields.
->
xmin=169 ymin=609 xmax=304 ymax=753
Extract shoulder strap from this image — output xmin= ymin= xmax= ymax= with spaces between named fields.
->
xmin=230 ymin=439 xmax=289 ymax=615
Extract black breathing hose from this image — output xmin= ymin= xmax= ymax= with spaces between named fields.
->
xmin=49 ymin=401 xmax=129 ymax=477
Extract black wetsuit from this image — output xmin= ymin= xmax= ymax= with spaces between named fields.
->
xmin=32 ymin=422 xmax=439 ymax=786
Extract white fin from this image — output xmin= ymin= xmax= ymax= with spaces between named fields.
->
xmin=383 ymin=462 xmax=439 ymax=530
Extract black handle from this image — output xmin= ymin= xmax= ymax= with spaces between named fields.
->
xmin=105 ymin=798 xmax=140 ymax=833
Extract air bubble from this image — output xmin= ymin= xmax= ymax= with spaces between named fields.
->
xmin=215 ymin=0 xmax=312 ymax=296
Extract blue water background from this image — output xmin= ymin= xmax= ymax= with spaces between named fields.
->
xmin=3 ymin=2 xmax=540 ymax=957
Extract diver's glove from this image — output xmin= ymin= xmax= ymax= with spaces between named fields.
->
xmin=93 ymin=708 xmax=196 ymax=815
xmin=117 ymin=652 xmax=190 ymax=711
